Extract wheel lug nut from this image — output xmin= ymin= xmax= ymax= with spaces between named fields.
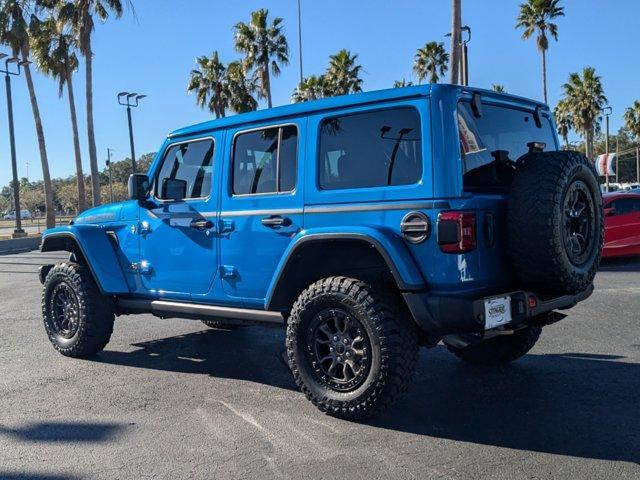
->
xmin=346 ymin=351 xmax=352 ymax=357
xmin=329 ymin=347 xmax=334 ymax=352
xmin=343 ymin=338 xmax=349 ymax=344
xmin=333 ymin=336 xmax=339 ymax=341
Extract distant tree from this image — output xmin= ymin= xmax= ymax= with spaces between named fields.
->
xmin=0 ymin=194 xmax=9 ymax=214
xmin=292 ymin=74 xmax=327 ymax=102
xmin=234 ymin=9 xmax=289 ymax=108
xmin=393 ymin=78 xmax=413 ymax=88
xmin=491 ymin=84 xmax=506 ymax=92
xmin=516 ymin=0 xmax=564 ymax=103
xmin=413 ymin=41 xmax=448 ymax=84
xmin=554 ymin=99 xmax=573 ymax=148
xmin=325 ymin=49 xmax=362 ymax=95
xmin=187 ymin=51 xmax=227 ymax=119
xmin=0 ymin=0 xmax=55 ymax=227
xmin=30 ymin=11 xmax=87 ymax=212
xmin=224 ymin=61 xmax=258 ymax=113
xmin=560 ymin=67 xmax=607 ymax=160
xmin=623 ymin=100 xmax=640 ymax=142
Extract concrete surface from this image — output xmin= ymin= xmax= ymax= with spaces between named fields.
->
xmin=0 ymin=251 xmax=639 ymax=479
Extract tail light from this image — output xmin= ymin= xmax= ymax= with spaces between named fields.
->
xmin=437 ymin=211 xmax=477 ymax=253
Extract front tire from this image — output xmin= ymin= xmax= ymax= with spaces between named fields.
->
xmin=445 ymin=325 xmax=541 ymax=366
xmin=42 ymin=263 xmax=114 ymax=357
xmin=286 ymin=276 xmax=418 ymax=420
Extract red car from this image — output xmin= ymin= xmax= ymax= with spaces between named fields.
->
xmin=602 ymin=192 xmax=640 ymax=258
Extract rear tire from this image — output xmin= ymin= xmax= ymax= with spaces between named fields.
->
xmin=445 ymin=325 xmax=541 ymax=366
xmin=286 ymin=276 xmax=419 ymax=420
xmin=42 ymin=263 xmax=114 ymax=357
xmin=508 ymin=151 xmax=603 ymax=294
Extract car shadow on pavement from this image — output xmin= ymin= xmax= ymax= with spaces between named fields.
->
xmin=0 ymin=474 xmax=82 ymax=480
xmin=599 ymin=256 xmax=640 ymax=272
xmin=94 ymin=326 xmax=298 ymax=392
xmin=372 ymin=347 xmax=640 ymax=465
xmin=0 ymin=421 xmax=124 ymax=443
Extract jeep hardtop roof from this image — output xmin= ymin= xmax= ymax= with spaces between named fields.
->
xmin=169 ymin=84 xmax=549 ymax=140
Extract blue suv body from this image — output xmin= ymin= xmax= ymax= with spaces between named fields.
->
xmin=39 ymin=84 xmax=602 ymax=419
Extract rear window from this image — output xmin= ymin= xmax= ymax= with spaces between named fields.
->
xmin=318 ymin=107 xmax=422 ymax=190
xmin=458 ymin=102 xmax=557 ymax=173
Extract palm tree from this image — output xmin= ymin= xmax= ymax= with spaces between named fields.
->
xmin=554 ymin=99 xmax=573 ymax=148
xmin=450 ymin=0 xmax=461 ymax=84
xmin=30 ymin=13 xmax=87 ymax=212
xmin=59 ymin=0 xmax=128 ymax=207
xmin=560 ymin=67 xmax=607 ymax=160
xmin=516 ymin=0 xmax=564 ymax=104
xmin=491 ymin=84 xmax=506 ymax=92
xmin=234 ymin=8 xmax=289 ymax=109
xmin=0 ymin=0 xmax=55 ymax=228
xmin=187 ymin=51 xmax=227 ymax=119
xmin=292 ymin=74 xmax=327 ymax=102
xmin=413 ymin=42 xmax=448 ymax=84
xmin=224 ymin=61 xmax=258 ymax=114
xmin=623 ymin=100 xmax=640 ymax=142
xmin=393 ymin=79 xmax=413 ymax=88
xmin=325 ymin=49 xmax=362 ymax=96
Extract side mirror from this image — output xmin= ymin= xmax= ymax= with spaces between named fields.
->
xmin=128 ymin=174 xmax=150 ymax=200
xmin=161 ymin=178 xmax=187 ymax=201
xmin=604 ymin=207 xmax=616 ymax=217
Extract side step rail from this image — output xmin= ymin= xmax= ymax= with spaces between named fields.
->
xmin=117 ymin=298 xmax=285 ymax=326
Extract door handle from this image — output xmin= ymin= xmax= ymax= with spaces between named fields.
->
xmin=261 ymin=215 xmax=292 ymax=228
xmin=190 ymin=218 xmax=214 ymax=231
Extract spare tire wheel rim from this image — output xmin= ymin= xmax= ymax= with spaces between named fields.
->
xmin=563 ymin=180 xmax=596 ymax=266
xmin=306 ymin=308 xmax=371 ymax=392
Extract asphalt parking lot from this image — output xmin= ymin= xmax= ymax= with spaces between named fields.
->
xmin=0 ymin=251 xmax=639 ymax=480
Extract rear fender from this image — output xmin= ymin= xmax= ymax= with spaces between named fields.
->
xmin=265 ymin=226 xmax=426 ymax=309
xmin=40 ymin=225 xmax=130 ymax=295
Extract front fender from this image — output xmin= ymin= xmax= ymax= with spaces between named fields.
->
xmin=266 ymin=226 xmax=426 ymax=308
xmin=41 ymin=225 xmax=130 ymax=295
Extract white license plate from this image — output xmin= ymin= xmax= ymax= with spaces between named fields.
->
xmin=484 ymin=295 xmax=512 ymax=330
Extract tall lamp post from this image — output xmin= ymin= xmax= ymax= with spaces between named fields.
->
xmin=602 ymin=106 xmax=612 ymax=192
xmin=445 ymin=25 xmax=471 ymax=86
xmin=106 ymin=148 xmax=114 ymax=203
xmin=117 ymin=92 xmax=146 ymax=174
xmin=1 ymin=53 xmax=30 ymax=237
xmin=297 ymin=0 xmax=303 ymax=84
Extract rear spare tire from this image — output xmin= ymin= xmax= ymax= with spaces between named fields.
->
xmin=508 ymin=151 xmax=603 ymax=294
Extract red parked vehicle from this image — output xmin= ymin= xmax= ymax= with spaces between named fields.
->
xmin=602 ymin=193 xmax=640 ymax=258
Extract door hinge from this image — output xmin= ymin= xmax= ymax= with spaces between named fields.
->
xmin=220 ymin=265 xmax=237 ymax=279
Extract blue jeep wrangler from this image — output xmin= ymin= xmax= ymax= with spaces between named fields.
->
xmin=39 ymin=85 xmax=602 ymax=419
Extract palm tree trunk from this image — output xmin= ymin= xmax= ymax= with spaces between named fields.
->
xmin=84 ymin=34 xmax=101 ymax=207
xmin=450 ymin=0 xmax=461 ymax=84
xmin=264 ymin=67 xmax=272 ymax=108
xmin=541 ymin=49 xmax=548 ymax=104
xmin=66 ymin=71 xmax=87 ymax=212
xmin=585 ymin=127 xmax=593 ymax=161
xmin=20 ymin=45 xmax=55 ymax=229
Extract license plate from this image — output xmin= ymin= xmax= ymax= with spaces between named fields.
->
xmin=484 ymin=295 xmax=512 ymax=330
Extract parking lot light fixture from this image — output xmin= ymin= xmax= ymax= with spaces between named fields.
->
xmin=117 ymin=91 xmax=146 ymax=174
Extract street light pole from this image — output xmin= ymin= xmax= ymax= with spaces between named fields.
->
xmin=297 ymin=0 xmax=304 ymax=84
xmin=117 ymin=92 xmax=146 ymax=174
xmin=106 ymin=148 xmax=114 ymax=203
xmin=446 ymin=26 xmax=471 ymax=86
xmin=1 ymin=54 xmax=28 ymax=237
xmin=602 ymin=106 xmax=612 ymax=192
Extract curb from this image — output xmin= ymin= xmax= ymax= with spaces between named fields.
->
xmin=0 ymin=236 xmax=42 ymax=256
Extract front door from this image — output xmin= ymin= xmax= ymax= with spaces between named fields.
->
xmin=138 ymin=135 xmax=219 ymax=300
xmin=219 ymin=122 xmax=303 ymax=305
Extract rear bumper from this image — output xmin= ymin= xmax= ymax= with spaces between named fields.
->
xmin=403 ymin=284 xmax=594 ymax=336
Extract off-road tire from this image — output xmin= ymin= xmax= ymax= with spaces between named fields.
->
xmin=508 ymin=150 xmax=603 ymax=295
xmin=201 ymin=320 xmax=239 ymax=330
xmin=286 ymin=276 xmax=419 ymax=420
xmin=446 ymin=325 xmax=541 ymax=366
xmin=42 ymin=262 xmax=114 ymax=357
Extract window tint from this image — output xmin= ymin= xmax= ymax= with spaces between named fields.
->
xmin=612 ymin=198 xmax=640 ymax=215
xmin=318 ymin=108 xmax=422 ymax=190
xmin=156 ymin=139 xmax=214 ymax=200
xmin=232 ymin=125 xmax=298 ymax=195
xmin=458 ymin=102 xmax=557 ymax=173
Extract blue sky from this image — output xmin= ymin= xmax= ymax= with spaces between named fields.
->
xmin=1 ymin=0 xmax=638 ymax=187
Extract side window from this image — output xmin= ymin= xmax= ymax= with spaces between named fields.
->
xmin=613 ymin=198 xmax=640 ymax=215
xmin=318 ymin=107 xmax=422 ymax=190
xmin=232 ymin=125 xmax=298 ymax=195
xmin=155 ymin=139 xmax=214 ymax=200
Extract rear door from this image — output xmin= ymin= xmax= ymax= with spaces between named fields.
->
xmin=218 ymin=121 xmax=304 ymax=306
xmin=137 ymin=135 xmax=220 ymax=300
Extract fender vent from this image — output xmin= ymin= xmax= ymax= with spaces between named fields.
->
xmin=105 ymin=230 xmax=119 ymax=249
